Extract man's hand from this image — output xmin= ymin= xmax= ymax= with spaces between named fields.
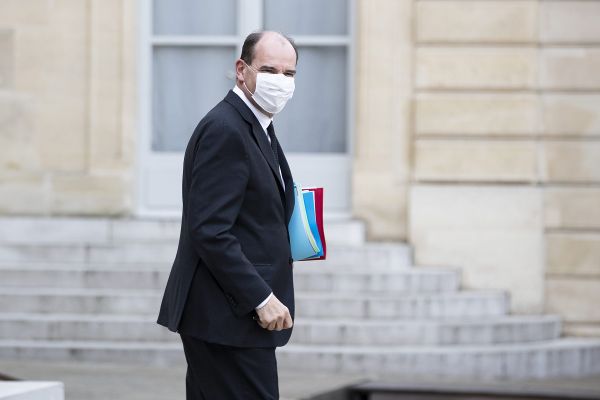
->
xmin=255 ymin=295 xmax=293 ymax=331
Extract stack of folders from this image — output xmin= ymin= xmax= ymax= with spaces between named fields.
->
xmin=288 ymin=183 xmax=326 ymax=261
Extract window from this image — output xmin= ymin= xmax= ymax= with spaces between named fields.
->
xmin=149 ymin=0 xmax=353 ymax=154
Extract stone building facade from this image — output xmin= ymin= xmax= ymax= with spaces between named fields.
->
xmin=1 ymin=0 xmax=599 ymax=336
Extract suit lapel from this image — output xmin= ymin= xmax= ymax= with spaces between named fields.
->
xmin=250 ymin=123 xmax=285 ymax=192
xmin=224 ymin=90 xmax=286 ymax=196
xmin=278 ymin=142 xmax=295 ymax=225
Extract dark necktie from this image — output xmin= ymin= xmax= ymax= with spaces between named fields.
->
xmin=266 ymin=122 xmax=279 ymax=168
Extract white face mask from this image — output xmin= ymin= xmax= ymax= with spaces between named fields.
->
xmin=244 ymin=63 xmax=295 ymax=114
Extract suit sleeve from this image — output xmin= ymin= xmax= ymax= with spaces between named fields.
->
xmin=186 ymin=119 xmax=272 ymax=316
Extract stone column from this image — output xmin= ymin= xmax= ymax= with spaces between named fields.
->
xmin=353 ymin=0 xmax=413 ymax=240
xmin=540 ymin=0 xmax=600 ymax=336
xmin=0 ymin=0 xmax=136 ymax=216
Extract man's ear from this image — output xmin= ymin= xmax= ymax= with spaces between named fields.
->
xmin=235 ymin=59 xmax=246 ymax=83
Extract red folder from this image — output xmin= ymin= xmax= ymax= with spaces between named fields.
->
xmin=303 ymin=187 xmax=326 ymax=260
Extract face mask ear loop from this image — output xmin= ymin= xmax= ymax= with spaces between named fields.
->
xmin=241 ymin=61 xmax=256 ymax=95
xmin=243 ymin=60 xmax=257 ymax=72
xmin=242 ymin=80 xmax=253 ymax=95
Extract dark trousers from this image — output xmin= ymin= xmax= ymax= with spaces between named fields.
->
xmin=180 ymin=333 xmax=279 ymax=400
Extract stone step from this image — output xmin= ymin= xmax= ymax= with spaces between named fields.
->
xmin=0 ymin=314 xmax=560 ymax=346
xmin=0 ymin=261 xmax=167 ymax=271
xmin=295 ymin=291 xmax=507 ymax=319
xmin=0 ymin=242 xmax=412 ymax=268
xmin=1 ymin=338 xmax=599 ymax=379
xmin=0 ymin=265 xmax=458 ymax=293
xmin=277 ymin=339 xmax=600 ymax=379
xmin=0 ymin=382 xmax=64 ymax=400
xmin=0 ymin=288 xmax=507 ymax=318
xmin=0 ymin=266 xmax=170 ymax=291
xmin=0 ymin=314 xmax=173 ymax=343
xmin=0 ymin=339 xmax=185 ymax=366
xmin=289 ymin=316 xmax=562 ymax=346
xmin=0 ymin=217 xmax=366 ymax=246
xmin=293 ymin=267 xmax=459 ymax=294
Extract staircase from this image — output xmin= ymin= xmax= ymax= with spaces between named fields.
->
xmin=0 ymin=217 xmax=599 ymax=379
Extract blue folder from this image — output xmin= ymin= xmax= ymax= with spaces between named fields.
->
xmin=302 ymin=191 xmax=324 ymax=259
xmin=288 ymin=183 xmax=324 ymax=261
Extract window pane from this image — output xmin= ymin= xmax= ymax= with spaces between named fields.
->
xmin=152 ymin=47 xmax=236 ymax=152
xmin=264 ymin=0 xmax=348 ymax=35
xmin=275 ymin=46 xmax=347 ymax=153
xmin=153 ymin=0 xmax=237 ymax=35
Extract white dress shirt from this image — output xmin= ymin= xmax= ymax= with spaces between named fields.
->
xmin=232 ymin=85 xmax=278 ymax=310
xmin=233 ymin=85 xmax=272 ymax=134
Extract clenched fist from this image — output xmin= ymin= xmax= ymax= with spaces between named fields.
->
xmin=255 ymin=295 xmax=293 ymax=331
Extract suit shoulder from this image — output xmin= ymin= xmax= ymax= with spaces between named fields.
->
xmin=193 ymin=100 xmax=246 ymax=138
xmin=204 ymin=98 xmax=243 ymax=125
xmin=187 ymin=103 xmax=249 ymax=155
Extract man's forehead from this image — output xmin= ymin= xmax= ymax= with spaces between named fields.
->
xmin=259 ymin=32 xmax=291 ymax=47
xmin=254 ymin=34 xmax=296 ymax=61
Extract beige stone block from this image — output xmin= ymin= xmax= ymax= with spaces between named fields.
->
xmin=545 ymin=188 xmax=600 ymax=229
xmin=546 ymin=278 xmax=600 ymax=322
xmin=120 ymin=0 xmax=138 ymax=167
xmin=50 ymin=174 xmax=132 ymax=215
xmin=0 ymin=0 xmax=49 ymax=26
xmin=0 ymin=174 xmax=48 ymax=214
xmin=409 ymin=184 xmax=544 ymax=312
xmin=410 ymin=184 xmax=542 ymax=230
xmin=13 ymin=2 xmax=90 ymax=172
xmin=0 ymin=92 xmax=40 ymax=173
xmin=356 ymin=0 xmax=412 ymax=175
xmin=541 ymin=1 xmax=600 ymax=43
xmin=88 ymin=0 xmax=128 ymax=171
xmin=34 ymin=96 xmax=87 ymax=172
xmin=353 ymin=171 xmax=408 ymax=241
xmin=541 ymin=141 xmax=600 ymax=183
xmin=415 ymin=93 xmax=539 ymax=135
xmin=417 ymin=1 xmax=537 ymax=43
xmin=541 ymin=48 xmax=600 ymax=90
xmin=355 ymin=97 xmax=411 ymax=165
xmin=12 ymin=26 xmax=52 ymax=93
xmin=542 ymin=94 xmax=600 ymax=136
xmin=416 ymin=47 xmax=537 ymax=89
xmin=546 ymin=233 xmax=600 ymax=277
xmin=15 ymin=3 xmax=88 ymax=92
xmin=0 ymin=29 xmax=14 ymax=89
xmin=414 ymin=139 xmax=538 ymax=182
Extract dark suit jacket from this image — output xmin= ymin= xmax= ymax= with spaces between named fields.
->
xmin=157 ymin=90 xmax=295 ymax=348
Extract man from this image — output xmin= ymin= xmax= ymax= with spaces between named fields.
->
xmin=157 ymin=31 xmax=298 ymax=399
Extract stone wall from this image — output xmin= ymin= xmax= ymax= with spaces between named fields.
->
xmin=539 ymin=1 xmax=600 ymax=337
xmin=353 ymin=0 xmax=413 ymax=240
xmin=407 ymin=0 xmax=600 ymax=334
xmin=1 ymin=0 xmax=599 ymax=335
xmin=0 ymin=0 xmax=136 ymax=216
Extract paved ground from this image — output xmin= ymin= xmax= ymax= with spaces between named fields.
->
xmin=0 ymin=359 xmax=364 ymax=400
xmin=2 ymin=359 xmax=600 ymax=400
xmin=356 ymin=375 xmax=600 ymax=400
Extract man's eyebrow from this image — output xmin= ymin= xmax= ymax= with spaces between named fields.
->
xmin=258 ymin=65 xmax=296 ymax=73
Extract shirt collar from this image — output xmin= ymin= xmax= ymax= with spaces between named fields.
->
xmin=233 ymin=85 xmax=272 ymax=132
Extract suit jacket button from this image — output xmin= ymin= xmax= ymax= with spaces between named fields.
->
xmin=226 ymin=293 xmax=237 ymax=306
xmin=288 ymin=257 xmax=293 ymax=265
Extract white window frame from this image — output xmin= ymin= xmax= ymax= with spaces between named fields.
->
xmin=136 ymin=0 xmax=356 ymax=217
